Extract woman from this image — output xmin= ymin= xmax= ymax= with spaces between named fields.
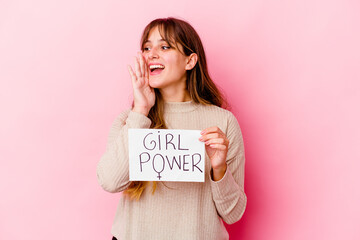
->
xmin=97 ymin=17 xmax=247 ymax=240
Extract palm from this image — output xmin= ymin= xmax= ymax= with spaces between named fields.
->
xmin=133 ymin=77 xmax=155 ymax=108
xmin=200 ymin=126 xmax=229 ymax=171
xmin=206 ymin=145 xmax=227 ymax=169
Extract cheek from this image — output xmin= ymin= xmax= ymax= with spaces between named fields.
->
xmin=165 ymin=56 xmax=185 ymax=70
xmin=142 ymin=53 xmax=148 ymax=62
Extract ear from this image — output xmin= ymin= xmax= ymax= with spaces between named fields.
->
xmin=185 ymin=53 xmax=198 ymax=70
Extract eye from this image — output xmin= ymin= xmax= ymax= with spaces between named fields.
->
xmin=162 ymin=46 xmax=171 ymax=50
xmin=143 ymin=47 xmax=150 ymax=51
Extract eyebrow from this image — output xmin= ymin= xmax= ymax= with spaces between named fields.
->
xmin=144 ymin=39 xmax=167 ymax=44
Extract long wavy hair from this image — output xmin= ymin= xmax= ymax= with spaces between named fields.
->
xmin=124 ymin=17 xmax=228 ymax=200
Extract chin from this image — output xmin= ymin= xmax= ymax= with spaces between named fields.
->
xmin=149 ymin=79 xmax=165 ymax=89
xmin=149 ymin=82 xmax=161 ymax=89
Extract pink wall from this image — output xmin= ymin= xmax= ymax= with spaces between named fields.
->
xmin=1 ymin=0 xmax=359 ymax=239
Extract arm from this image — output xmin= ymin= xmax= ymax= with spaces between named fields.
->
xmin=209 ymin=113 xmax=247 ymax=224
xmin=96 ymin=110 xmax=152 ymax=193
xmin=97 ymin=52 xmax=155 ymax=193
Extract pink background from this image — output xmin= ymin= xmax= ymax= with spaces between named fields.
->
xmin=1 ymin=0 xmax=359 ymax=239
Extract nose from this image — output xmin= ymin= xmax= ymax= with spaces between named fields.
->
xmin=146 ymin=46 xmax=159 ymax=60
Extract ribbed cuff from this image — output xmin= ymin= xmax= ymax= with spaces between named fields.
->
xmin=126 ymin=110 xmax=152 ymax=129
xmin=210 ymin=167 xmax=239 ymax=202
xmin=210 ymin=167 xmax=245 ymax=224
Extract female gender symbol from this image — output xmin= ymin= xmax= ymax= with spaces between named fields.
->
xmin=152 ymin=154 xmax=165 ymax=180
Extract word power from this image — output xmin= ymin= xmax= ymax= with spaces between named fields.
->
xmin=128 ymin=129 xmax=205 ymax=182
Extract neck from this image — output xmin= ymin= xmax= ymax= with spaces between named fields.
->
xmin=159 ymin=88 xmax=191 ymax=102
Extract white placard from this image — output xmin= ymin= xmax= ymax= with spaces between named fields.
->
xmin=128 ymin=129 xmax=205 ymax=182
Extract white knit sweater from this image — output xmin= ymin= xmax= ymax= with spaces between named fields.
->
xmin=96 ymin=101 xmax=247 ymax=240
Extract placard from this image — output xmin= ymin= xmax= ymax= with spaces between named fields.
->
xmin=128 ymin=129 xmax=205 ymax=182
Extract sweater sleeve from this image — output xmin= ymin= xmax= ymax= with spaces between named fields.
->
xmin=209 ymin=112 xmax=247 ymax=224
xmin=96 ymin=109 xmax=152 ymax=193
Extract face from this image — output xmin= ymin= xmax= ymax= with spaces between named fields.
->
xmin=142 ymin=26 xmax=191 ymax=91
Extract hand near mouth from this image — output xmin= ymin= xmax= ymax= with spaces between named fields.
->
xmin=127 ymin=52 xmax=155 ymax=116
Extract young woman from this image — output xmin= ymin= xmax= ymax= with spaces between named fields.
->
xmin=97 ymin=17 xmax=247 ymax=240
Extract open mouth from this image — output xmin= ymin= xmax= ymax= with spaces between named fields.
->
xmin=149 ymin=64 xmax=165 ymax=74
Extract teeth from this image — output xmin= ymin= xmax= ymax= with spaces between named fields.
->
xmin=149 ymin=64 xmax=165 ymax=70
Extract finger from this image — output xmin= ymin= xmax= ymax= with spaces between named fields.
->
xmin=201 ymin=126 xmax=224 ymax=135
xmin=144 ymin=54 xmax=149 ymax=82
xmin=138 ymin=52 xmax=145 ymax=76
xmin=204 ymin=138 xmax=226 ymax=145
xmin=127 ymin=65 xmax=137 ymax=85
xmin=199 ymin=132 xmax=222 ymax=142
xmin=207 ymin=144 xmax=227 ymax=150
xmin=134 ymin=56 xmax=142 ymax=79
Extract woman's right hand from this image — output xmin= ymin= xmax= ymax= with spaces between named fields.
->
xmin=127 ymin=52 xmax=155 ymax=116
